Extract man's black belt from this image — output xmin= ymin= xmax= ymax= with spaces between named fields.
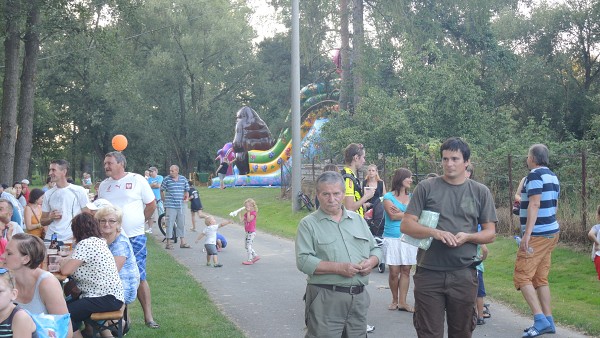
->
xmin=313 ymin=284 xmax=364 ymax=295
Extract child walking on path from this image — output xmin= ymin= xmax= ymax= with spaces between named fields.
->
xmin=196 ymin=216 xmax=232 ymax=267
xmin=240 ymin=198 xmax=260 ymax=265
xmin=188 ymin=186 xmax=206 ymax=232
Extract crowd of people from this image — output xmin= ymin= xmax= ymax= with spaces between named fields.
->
xmin=295 ymin=138 xmax=571 ymax=338
xmin=0 ymin=137 xmax=592 ymax=337
xmin=0 ymin=149 xmax=248 ymax=337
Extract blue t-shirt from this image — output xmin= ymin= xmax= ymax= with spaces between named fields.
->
xmin=147 ymin=175 xmax=163 ymax=201
xmin=519 ymin=167 xmax=560 ymax=236
xmin=217 ymin=233 xmax=227 ymax=247
xmin=382 ymin=192 xmax=410 ymax=238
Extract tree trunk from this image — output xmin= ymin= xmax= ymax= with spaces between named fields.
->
xmin=339 ymin=0 xmax=352 ymax=112
xmin=352 ymin=0 xmax=364 ymax=109
xmin=14 ymin=0 xmax=40 ymax=180
xmin=0 ymin=0 xmax=22 ymax=183
xmin=177 ymin=80 xmax=189 ymax=171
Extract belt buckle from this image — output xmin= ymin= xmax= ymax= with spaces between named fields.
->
xmin=348 ymin=286 xmax=360 ymax=295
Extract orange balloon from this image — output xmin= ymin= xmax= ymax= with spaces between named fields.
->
xmin=112 ymin=134 xmax=128 ymax=151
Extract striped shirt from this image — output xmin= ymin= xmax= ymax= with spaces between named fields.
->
xmin=519 ymin=167 xmax=560 ymax=236
xmin=161 ymin=175 xmax=189 ymax=209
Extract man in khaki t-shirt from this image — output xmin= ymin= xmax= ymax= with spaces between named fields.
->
xmin=402 ymin=137 xmax=497 ymax=338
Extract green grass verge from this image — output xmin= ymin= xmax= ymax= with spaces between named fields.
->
xmin=126 ymin=236 xmax=246 ymax=338
xmin=198 ymin=186 xmax=600 ymax=337
xmin=485 ymin=237 xmax=600 ymax=336
xmin=197 ymin=186 xmax=312 ymax=238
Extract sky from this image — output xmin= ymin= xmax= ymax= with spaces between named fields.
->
xmin=246 ymin=0 xmax=287 ymax=43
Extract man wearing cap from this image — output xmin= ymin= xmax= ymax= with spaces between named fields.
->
xmin=146 ymin=167 xmax=163 ymax=234
xmin=98 ymin=151 xmax=159 ymax=329
xmin=20 ymin=179 xmax=31 ymax=202
xmin=40 ymin=159 xmax=90 ymax=243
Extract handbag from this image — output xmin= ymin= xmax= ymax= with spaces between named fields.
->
xmin=63 ymin=277 xmax=81 ymax=302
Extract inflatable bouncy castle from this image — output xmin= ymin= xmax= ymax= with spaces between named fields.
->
xmin=210 ymin=78 xmax=340 ymax=188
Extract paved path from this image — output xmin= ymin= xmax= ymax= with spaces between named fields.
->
xmin=149 ymin=211 xmax=591 ymax=338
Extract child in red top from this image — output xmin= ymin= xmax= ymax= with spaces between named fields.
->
xmin=240 ymin=198 xmax=259 ymax=265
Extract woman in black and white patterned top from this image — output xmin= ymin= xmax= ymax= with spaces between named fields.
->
xmin=59 ymin=213 xmax=124 ymax=335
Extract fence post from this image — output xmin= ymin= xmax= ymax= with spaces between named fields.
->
xmin=582 ymin=151 xmax=587 ymax=231
xmin=508 ymin=154 xmax=514 ymax=234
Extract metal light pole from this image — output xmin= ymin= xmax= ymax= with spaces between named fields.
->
xmin=291 ymin=0 xmax=301 ymax=212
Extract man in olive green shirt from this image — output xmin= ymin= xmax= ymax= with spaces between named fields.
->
xmin=296 ymin=171 xmax=382 ymax=338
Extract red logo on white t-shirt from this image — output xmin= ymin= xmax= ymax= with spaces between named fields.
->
xmin=126 ymin=183 xmax=132 ymax=189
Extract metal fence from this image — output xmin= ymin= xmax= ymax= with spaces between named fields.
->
xmin=297 ymin=152 xmax=599 ymax=242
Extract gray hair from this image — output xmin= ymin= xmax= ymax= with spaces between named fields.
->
xmin=528 ymin=144 xmax=549 ymax=167
xmin=0 ymin=198 xmax=13 ymax=215
xmin=105 ymin=151 xmax=127 ymax=168
xmin=316 ymin=171 xmax=345 ymax=193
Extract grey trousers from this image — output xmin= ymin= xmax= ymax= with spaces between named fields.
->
xmin=166 ymin=206 xmax=186 ymax=238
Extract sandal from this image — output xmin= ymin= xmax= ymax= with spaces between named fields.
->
xmin=165 ymin=244 xmax=173 ymax=250
xmin=388 ymin=303 xmax=398 ymax=310
xmin=180 ymin=243 xmax=191 ymax=249
xmin=398 ymin=304 xmax=415 ymax=313
xmin=522 ymin=326 xmax=554 ymax=337
xmin=145 ymin=320 xmax=160 ymax=329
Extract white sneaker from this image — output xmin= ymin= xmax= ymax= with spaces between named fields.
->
xmin=366 ymin=324 xmax=375 ymax=333
xmin=145 ymin=229 xmax=153 ymax=234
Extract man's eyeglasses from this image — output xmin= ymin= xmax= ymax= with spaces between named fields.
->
xmin=98 ymin=219 xmax=118 ymax=225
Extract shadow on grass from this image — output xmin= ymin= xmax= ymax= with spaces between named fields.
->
xmin=124 ymin=236 xmax=246 ymax=338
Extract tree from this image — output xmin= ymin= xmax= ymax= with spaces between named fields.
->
xmin=14 ymin=0 xmax=41 ymax=179
xmin=0 ymin=0 xmax=21 ymax=183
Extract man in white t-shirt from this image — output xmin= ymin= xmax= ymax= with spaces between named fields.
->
xmin=40 ymin=159 xmax=89 ymax=242
xmin=98 ymin=151 xmax=159 ymax=329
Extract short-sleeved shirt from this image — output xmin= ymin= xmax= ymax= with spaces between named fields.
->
xmin=108 ymin=234 xmax=140 ymax=304
xmin=161 ymin=175 xmax=189 ymax=209
xmin=189 ymin=187 xmax=202 ymax=211
xmin=519 ymin=167 xmax=560 ymax=236
xmin=202 ymin=224 xmax=219 ymax=245
xmin=406 ymin=177 xmax=497 ymax=271
xmin=41 ymin=184 xmax=89 ymax=241
xmin=147 ymin=175 xmax=164 ymax=201
xmin=295 ymin=207 xmax=382 ymax=286
xmin=72 ymin=237 xmax=124 ymax=302
xmin=244 ymin=211 xmax=257 ymax=232
xmin=217 ymin=233 xmax=227 ymax=247
xmin=99 ymin=173 xmax=155 ymax=237
xmin=342 ymin=167 xmax=364 ymax=217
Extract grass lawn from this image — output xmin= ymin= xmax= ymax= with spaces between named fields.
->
xmin=197 ymin=186 xmax=600 ymax=337
xmin=125 ymin=237 xmax=245 ymax=338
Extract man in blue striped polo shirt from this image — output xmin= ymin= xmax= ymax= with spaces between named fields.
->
xmin=515 ymin=144 xmax=560 ymax=338
xmin=161 ymin=165 xmax=191 ymax=249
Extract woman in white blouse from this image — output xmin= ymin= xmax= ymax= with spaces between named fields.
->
xmin=59 ymin=213 xmax=124 ymax=338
